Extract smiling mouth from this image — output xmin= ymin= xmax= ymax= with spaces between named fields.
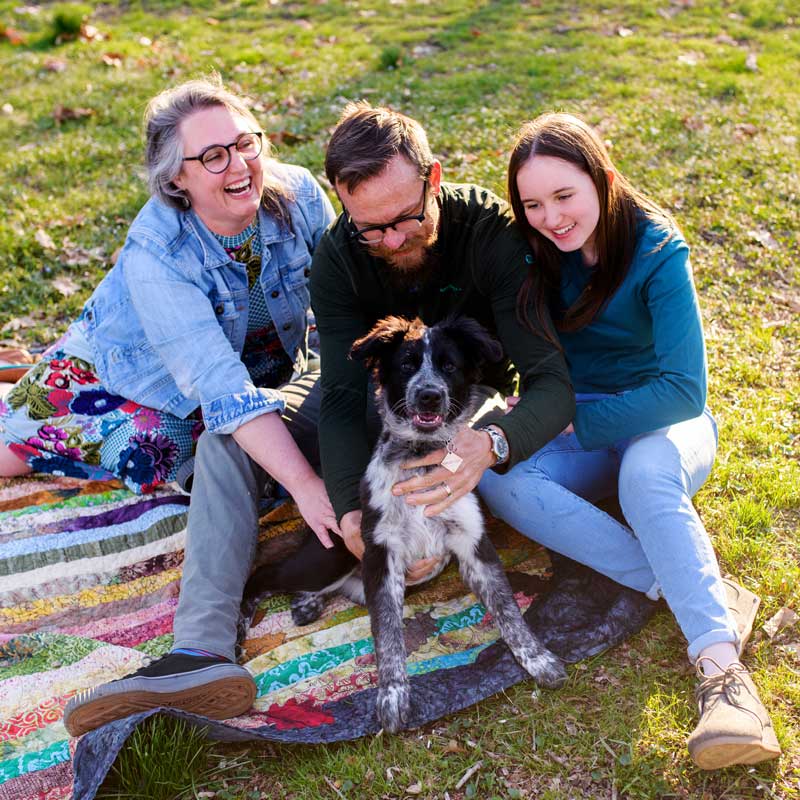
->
xmin=552 ymin=222 xmax=576 ymax=237
xmin=225 ymin=178 xmax=252 ymax=196
xmin=411 ymin=412 xmax=444 ymax=430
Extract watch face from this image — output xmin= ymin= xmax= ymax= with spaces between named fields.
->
xmin=487 ymin=427 xmax=508 ymax=462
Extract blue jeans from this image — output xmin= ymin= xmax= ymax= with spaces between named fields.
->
xmin=479 ymin=399 xmax=737 ymax=661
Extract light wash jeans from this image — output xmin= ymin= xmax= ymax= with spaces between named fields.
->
xmin=479 ymin=397 xmax=737 ymax=661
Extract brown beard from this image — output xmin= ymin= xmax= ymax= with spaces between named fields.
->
xmin=374 ymin=247 xmax=441 ymax=293
xmin=365 ymin=205 xmax=439 ymax=271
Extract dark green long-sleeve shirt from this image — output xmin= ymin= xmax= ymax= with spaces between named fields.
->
xmin=310 ymin=182 xmax=575 ymax=522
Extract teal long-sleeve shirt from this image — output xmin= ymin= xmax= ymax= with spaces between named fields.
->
xmin=560 ymin=218 xmax=708 ymax=450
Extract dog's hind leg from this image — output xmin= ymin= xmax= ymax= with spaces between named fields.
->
xmin=238 ymin=530 xmax=358 ymax=637
xmin=456 ymin=534 xmax=568 ymax=689
xmin=363 ymin=540 xmax=411 ymax=733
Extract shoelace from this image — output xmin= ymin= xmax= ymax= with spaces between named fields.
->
xmin=695 ymin=660 xmax=764 ymax=729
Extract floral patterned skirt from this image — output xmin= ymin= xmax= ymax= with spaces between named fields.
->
xmin=0 ymin=348 xmax=203 ymax=494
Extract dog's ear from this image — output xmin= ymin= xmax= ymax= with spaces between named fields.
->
xmin=349 ymin=316 xmax=414 ymax=369
xmin=438 ymin=316 xmax=504 ymax=368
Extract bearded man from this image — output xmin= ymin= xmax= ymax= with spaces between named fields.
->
xmin=310 ymin=102 xmax=574 ymax=570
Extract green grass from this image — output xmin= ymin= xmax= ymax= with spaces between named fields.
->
xmin=1 ymin=1 xmax=798 ymax=798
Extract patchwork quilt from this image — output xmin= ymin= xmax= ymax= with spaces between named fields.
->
xmin=0 ymin=475 xmax=655 ymax=800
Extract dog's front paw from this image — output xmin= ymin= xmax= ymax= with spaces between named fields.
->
xmin=524 ymin=648 xmax=568 ymax=689
xmin=290 ymin=591 xmax=325 ymax=626
xmin=376 ymin=681 xmax=411 ymax=733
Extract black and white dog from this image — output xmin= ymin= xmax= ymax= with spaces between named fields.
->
xmin=239 ymin=316 xmax=566 ymax=732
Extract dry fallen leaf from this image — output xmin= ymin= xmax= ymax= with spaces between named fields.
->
xmin=678 ymin=52 xmax=703 ymax=66
xmin=2 ymin=316 xmax=38 ymax=333
xmin=43 ymin=57 xmax=68 ymax=72
xmin=53 ymin=105 xmax=94 ymax=124
xmin=772 ymin=292 xmax=800 ymax=313
xmin=747 ymin=228 xmax=779 ymax=250
xmin=734 ymin=122 xmax=758 ymax=139
xmin=683 ymin=115 xmax=708 ymax=132
xmin=60 ymin=240 xmax=105 ymax=267
xmin=80 ymin=23 xmax=106 ymax=42
xmin=101 ymin=52 xmax=123 ymax=68
xmin=443 ymin=738 xmax=466 ymax=754
xmin=617 ymin=26 xmax=634 ymax=37
xmin=745 ymin=52 xmax=758 ymax=71
xmin=405 ymin=782 xmax=423 ymax=795
xmin=35 ymin=229 xmax=56 ymax=250
xmin=1 ymin=26 xmax=26 ymax=45
xmin=763 ymin=607 xmax=798 ymax=638
xmin=267 ymin=130 xmax=308 ymax=146
xmin=51 ymin=277 xmax=80 ymax=297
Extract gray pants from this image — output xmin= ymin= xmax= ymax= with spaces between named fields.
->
xmin=172 ymin=372 xmax=503 ymax=660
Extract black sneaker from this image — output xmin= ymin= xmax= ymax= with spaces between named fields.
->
xmin=63 ymin=652 xmax=256 ymax=737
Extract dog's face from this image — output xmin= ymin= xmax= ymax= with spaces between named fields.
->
xmin=350 ymin=316 xmax=503 ymax=439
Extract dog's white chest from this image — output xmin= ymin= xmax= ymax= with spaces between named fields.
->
xmin=364 ymin=456 xmax=481 ymax=567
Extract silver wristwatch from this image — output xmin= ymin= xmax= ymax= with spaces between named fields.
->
xmin=482 ymin=424 xmax=509 ymax=466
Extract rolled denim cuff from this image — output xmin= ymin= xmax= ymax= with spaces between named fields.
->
xmin=202 ymin=386 xmax=286 ymax=434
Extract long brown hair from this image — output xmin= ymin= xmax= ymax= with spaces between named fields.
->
xmin=508 ymin=113 xmax=674 ymax=343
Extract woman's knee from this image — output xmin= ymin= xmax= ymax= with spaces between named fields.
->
xmin=479 ymin=463 xmax=554 ymax=519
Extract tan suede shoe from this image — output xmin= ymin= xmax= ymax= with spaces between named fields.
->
xmin=688 ymin=661 xmax=781 ymax=769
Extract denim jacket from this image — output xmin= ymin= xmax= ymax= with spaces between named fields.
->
xmin=80 ymin=163 xmax=334 ymax=434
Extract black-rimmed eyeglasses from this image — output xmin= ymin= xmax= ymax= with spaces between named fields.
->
xmin=182 ymin=131 xmax=263 ymax=174
xmin=348 ymin=180 xmax=428 ymax=245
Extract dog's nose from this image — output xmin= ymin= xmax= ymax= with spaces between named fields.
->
xmin=417 ymin=388 xmax=443 ymax=409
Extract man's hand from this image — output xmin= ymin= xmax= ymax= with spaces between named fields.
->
xmin=340 ymin=510 xmax=365 ymax=560
xmin=339 ymin=509 xmax=445 ymax=583
xmin=391 ymin=427 xmax=495 ymax=517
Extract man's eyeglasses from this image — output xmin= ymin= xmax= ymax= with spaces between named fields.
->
xmin=182 ymin=131 xmax=263 ymax=174
xmin=348 ymin=181 xmax=428 ymax=245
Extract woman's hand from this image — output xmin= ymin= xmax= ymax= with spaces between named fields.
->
xmin=289 ymin=474 xmax=340 ymax=549
xmin=232 ymin=411 xmax=340 ymax=549
xmin=391 ymin=427 xmax=495 ymax=517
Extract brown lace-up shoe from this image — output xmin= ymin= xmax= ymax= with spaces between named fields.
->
xmin=687 ymin=661 xmax=781 ymax=769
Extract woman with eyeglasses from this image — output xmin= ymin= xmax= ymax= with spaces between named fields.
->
xmin=0 ymin=76 xmax=337 ymax=542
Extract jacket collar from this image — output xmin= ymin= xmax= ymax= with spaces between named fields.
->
xmin=188 ymin=203 xmax=295 ymax=270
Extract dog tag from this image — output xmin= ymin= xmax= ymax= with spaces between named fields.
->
xmin=441 ymin=451 xmax=463 ymax=473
